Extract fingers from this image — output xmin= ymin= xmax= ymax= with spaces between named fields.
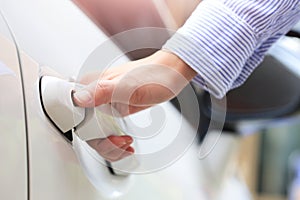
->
xmin=73 ymin=79 xmax=116 ymax=107
xmin=73 ymin=50 xmax=194 ymax=109
xmin=87 ymin=135 xmax=134 ymax=162
xmin=103 ymin=145 xmax=134 ymax=162
xmin=73 ymin=65 xmax=178 ymax=108
xmin=88 ymin=135 xmax=133 ymax=153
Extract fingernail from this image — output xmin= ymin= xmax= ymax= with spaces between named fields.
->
xmin=126 ymin=146 xmax=135 ymax=153
xmin=73 ymin=90 xmax=93 ymax=106
xmin=124 ymin=136 xmax=133 ymax=144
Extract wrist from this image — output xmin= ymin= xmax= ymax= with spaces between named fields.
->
xmin=149 ymin=50 xmax=197 ymax=81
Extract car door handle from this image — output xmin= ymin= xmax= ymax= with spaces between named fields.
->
xmin=40 ymin=75 xmax=138 ymax=197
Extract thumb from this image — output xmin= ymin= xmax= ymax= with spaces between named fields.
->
xmin=73 ymin=80 xmax=115 ymax=107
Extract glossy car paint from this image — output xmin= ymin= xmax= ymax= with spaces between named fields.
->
xmin=18 ymin=44 xmax=210 ymax=200
xmin=0 ymin=1 xmax=206 ymax=199
xmin=0 ymin=0 xmax=251 ymax=199
xmin=0 ymin=14 xmax=27 ymax=200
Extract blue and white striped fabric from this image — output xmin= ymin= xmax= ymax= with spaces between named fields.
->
xmin=163 ymin=0 xmax=300 ymax=98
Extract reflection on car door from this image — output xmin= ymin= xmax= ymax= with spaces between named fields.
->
xmin=0 ymin=12 xmax=27 ymax=200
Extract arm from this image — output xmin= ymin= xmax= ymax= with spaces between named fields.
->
xmin=74 ymin=0 xmax=300 ymax=112
xmin=73 ymin=0 xmax=300 ymax=161
xmin=163 ymin=0 xmax=300 ymax=98
xmin=73 ymin=50 xmax=196 ymax=115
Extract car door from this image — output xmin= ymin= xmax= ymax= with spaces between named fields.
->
xmin=1 ymin=1 xmax=212 ymax=199
xmin=20 ymin=54 xmax=205 ymax=200
xmin=0 ymin=11 xmax=27 ymax=200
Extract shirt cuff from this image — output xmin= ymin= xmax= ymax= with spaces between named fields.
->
xmin=162 ymin=0 xmax=258 ymax=99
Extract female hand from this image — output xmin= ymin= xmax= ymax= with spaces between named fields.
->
xmin=73 ymin=50 xmax=196 ymax=162
xmin=73 ymin=50 xmax=196 ymax=115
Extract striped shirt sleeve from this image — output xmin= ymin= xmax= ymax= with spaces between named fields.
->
xmin=163 ymin=0 xmax=300 ymax=98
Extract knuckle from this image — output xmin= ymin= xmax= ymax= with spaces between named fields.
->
xmin=95 ymin=81 xmax=112 ymax=103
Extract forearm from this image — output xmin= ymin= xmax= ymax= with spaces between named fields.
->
xmin=163 ymin=0 xmax=300 ymax=98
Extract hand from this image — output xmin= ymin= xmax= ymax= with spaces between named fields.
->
xmin=73 ymin=50 xmax=196 ymax=162
xmin=87 ymin=135 xmax=134 ymax=162
xmin=73 ymin=50 xmax=196 ymax=115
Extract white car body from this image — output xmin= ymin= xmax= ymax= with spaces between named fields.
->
xmin=0 ymin=0 xmax=253 ymax=199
